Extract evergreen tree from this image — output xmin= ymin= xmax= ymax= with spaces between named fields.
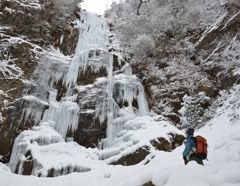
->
xmin=179 ymin=92 xmax=212 ymax=129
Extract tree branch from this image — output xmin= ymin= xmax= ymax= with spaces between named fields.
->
xmin=136 ymin=0 xmax=149 ymax=15
xmin=0 ymin=56 xmax=23 ymax=79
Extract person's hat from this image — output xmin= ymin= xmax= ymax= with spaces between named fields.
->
xmin=186 ymin=128 xmax=194 ymax=136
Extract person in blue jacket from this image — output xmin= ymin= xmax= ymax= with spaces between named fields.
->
xmin=182 ymin=128 xmax=203 ymax=165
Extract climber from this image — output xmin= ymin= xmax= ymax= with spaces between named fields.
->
xmin=182 ymin=128 xmax=204 ymax=165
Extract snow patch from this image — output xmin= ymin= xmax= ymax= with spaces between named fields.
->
xmin=4 ymin=7 xmax=16 ymax=14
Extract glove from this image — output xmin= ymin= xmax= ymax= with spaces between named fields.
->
xmin=183 ymin=156 xmax=188 ymax=165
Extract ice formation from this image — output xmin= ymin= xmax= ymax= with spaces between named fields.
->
xmin=9 ymin=122 xmax=64 ymax=174
xmin=75 ymin=11 xmax=109 ymax=52
xmin=8 ymin=122 xmax=98 ymax=177
xmin=19 ymin=95 xmax=49 ymax=125
xmin=9 ymin=11 xmax=150 ymax=176
xmin=41 ymin=100 xmax=80 ymax=138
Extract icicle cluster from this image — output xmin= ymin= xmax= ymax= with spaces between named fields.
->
xmin=41 ymin=100 xmax=80 ymax=138
xmin=9 ymin=10 xmax=150 ymax=176
xmin=75 ymin=11 xmax=109 ymax=52
xmin=95 ymin=54 xmax=149 ymax=148
xmin=9 ymin=122 xmax=63 ymax=173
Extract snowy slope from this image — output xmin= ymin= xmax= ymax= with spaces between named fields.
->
xmin=1 ymin=85 xmax=240 ymax=186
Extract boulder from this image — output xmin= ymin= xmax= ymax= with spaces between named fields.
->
xmin=151 ymin=133 xmax=185 ymax=152
xmin=112 ymin=147 xmax=150 ymax=166
xmin=142 ymin=182 xmax=155 ymax=186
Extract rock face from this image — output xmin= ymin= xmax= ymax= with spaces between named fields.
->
xmin=0 ymin=0 xmax=80 ymax=55
xmin=74 ymin=87 xmax=107 ymax=148
xmin=0 ymin=0 xmax=80 ymax=162
xmin=131 ymin=2 xmax=240 ymax=125
xmin=196 ymin=2 xmax=240 ymax=90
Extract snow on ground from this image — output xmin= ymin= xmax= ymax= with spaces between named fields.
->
xmin=1 ymin=86 xmax=240 ymax=186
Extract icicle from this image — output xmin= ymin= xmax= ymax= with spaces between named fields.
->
xmin=48 ymin=89 xmax=57 ymax=102
xmin=122 ymin=63 xmax=132 ymax=76
xmin=8 ymin=137 xmax=28 ymax=173
xmin=19 ymin=95 xmax=49 ymax=125
xmin=107 ymin=54 xmax=113 ymax=99
xmin=101 ymin=54 xmax=115 ymax=148
xmin=64 ymin=49 xmax=114 ymax=90
xmin=34 ymin=52 xmax=70 ymax=97
xmin=64 ymin=51 xmax=88 ymax=89
xmin=75 ymin=12 xmax=109 ymax=52
xmin=41 ymin=101 xmax=80 ymax=138
xmin=96 ymin=52 xmax=150 ymax=148
xmin=137 ymin=84 xmax=149 ymax=116
xmin=96 ymin=53 xmax=129 ymax=148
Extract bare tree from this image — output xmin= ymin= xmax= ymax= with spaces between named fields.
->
xmin=136 ymin=0 xmax=149 ymax=15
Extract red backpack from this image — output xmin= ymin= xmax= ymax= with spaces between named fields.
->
xmin=194 ymin=135 xmax=208 ymax=160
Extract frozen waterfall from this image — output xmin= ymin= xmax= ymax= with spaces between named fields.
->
xmin=9 ymin=11 xmax=149 ymax=175
xmin=75 ymin=11 xmax=109 ymax=52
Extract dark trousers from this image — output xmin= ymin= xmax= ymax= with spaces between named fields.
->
xmin=189 ymin=153 xmax=204 ymax=165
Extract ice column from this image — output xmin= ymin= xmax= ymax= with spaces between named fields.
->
xmin=75 ymin=11 xmax=109 ymax=52
xmin=137 ymin=84 xmax=149 ymax=116
xmin=64 ymin=51 xmax=89 ymax=89
xmin=41 ymin=90 xmax=80 ymax=138
xmin=105 ymin=54 xmax=114 ymax=147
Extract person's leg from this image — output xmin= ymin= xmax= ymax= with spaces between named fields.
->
xmin=189 ymin=154 xmax=204 ymax=165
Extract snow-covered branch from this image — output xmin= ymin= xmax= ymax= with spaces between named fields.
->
xmin=136 ymin=0 xmax=149 ymax=15
xmin=0 ymin=56 xmax=23 ymax=79
xmin=0 ymin=112 xmax=5 ymax=124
